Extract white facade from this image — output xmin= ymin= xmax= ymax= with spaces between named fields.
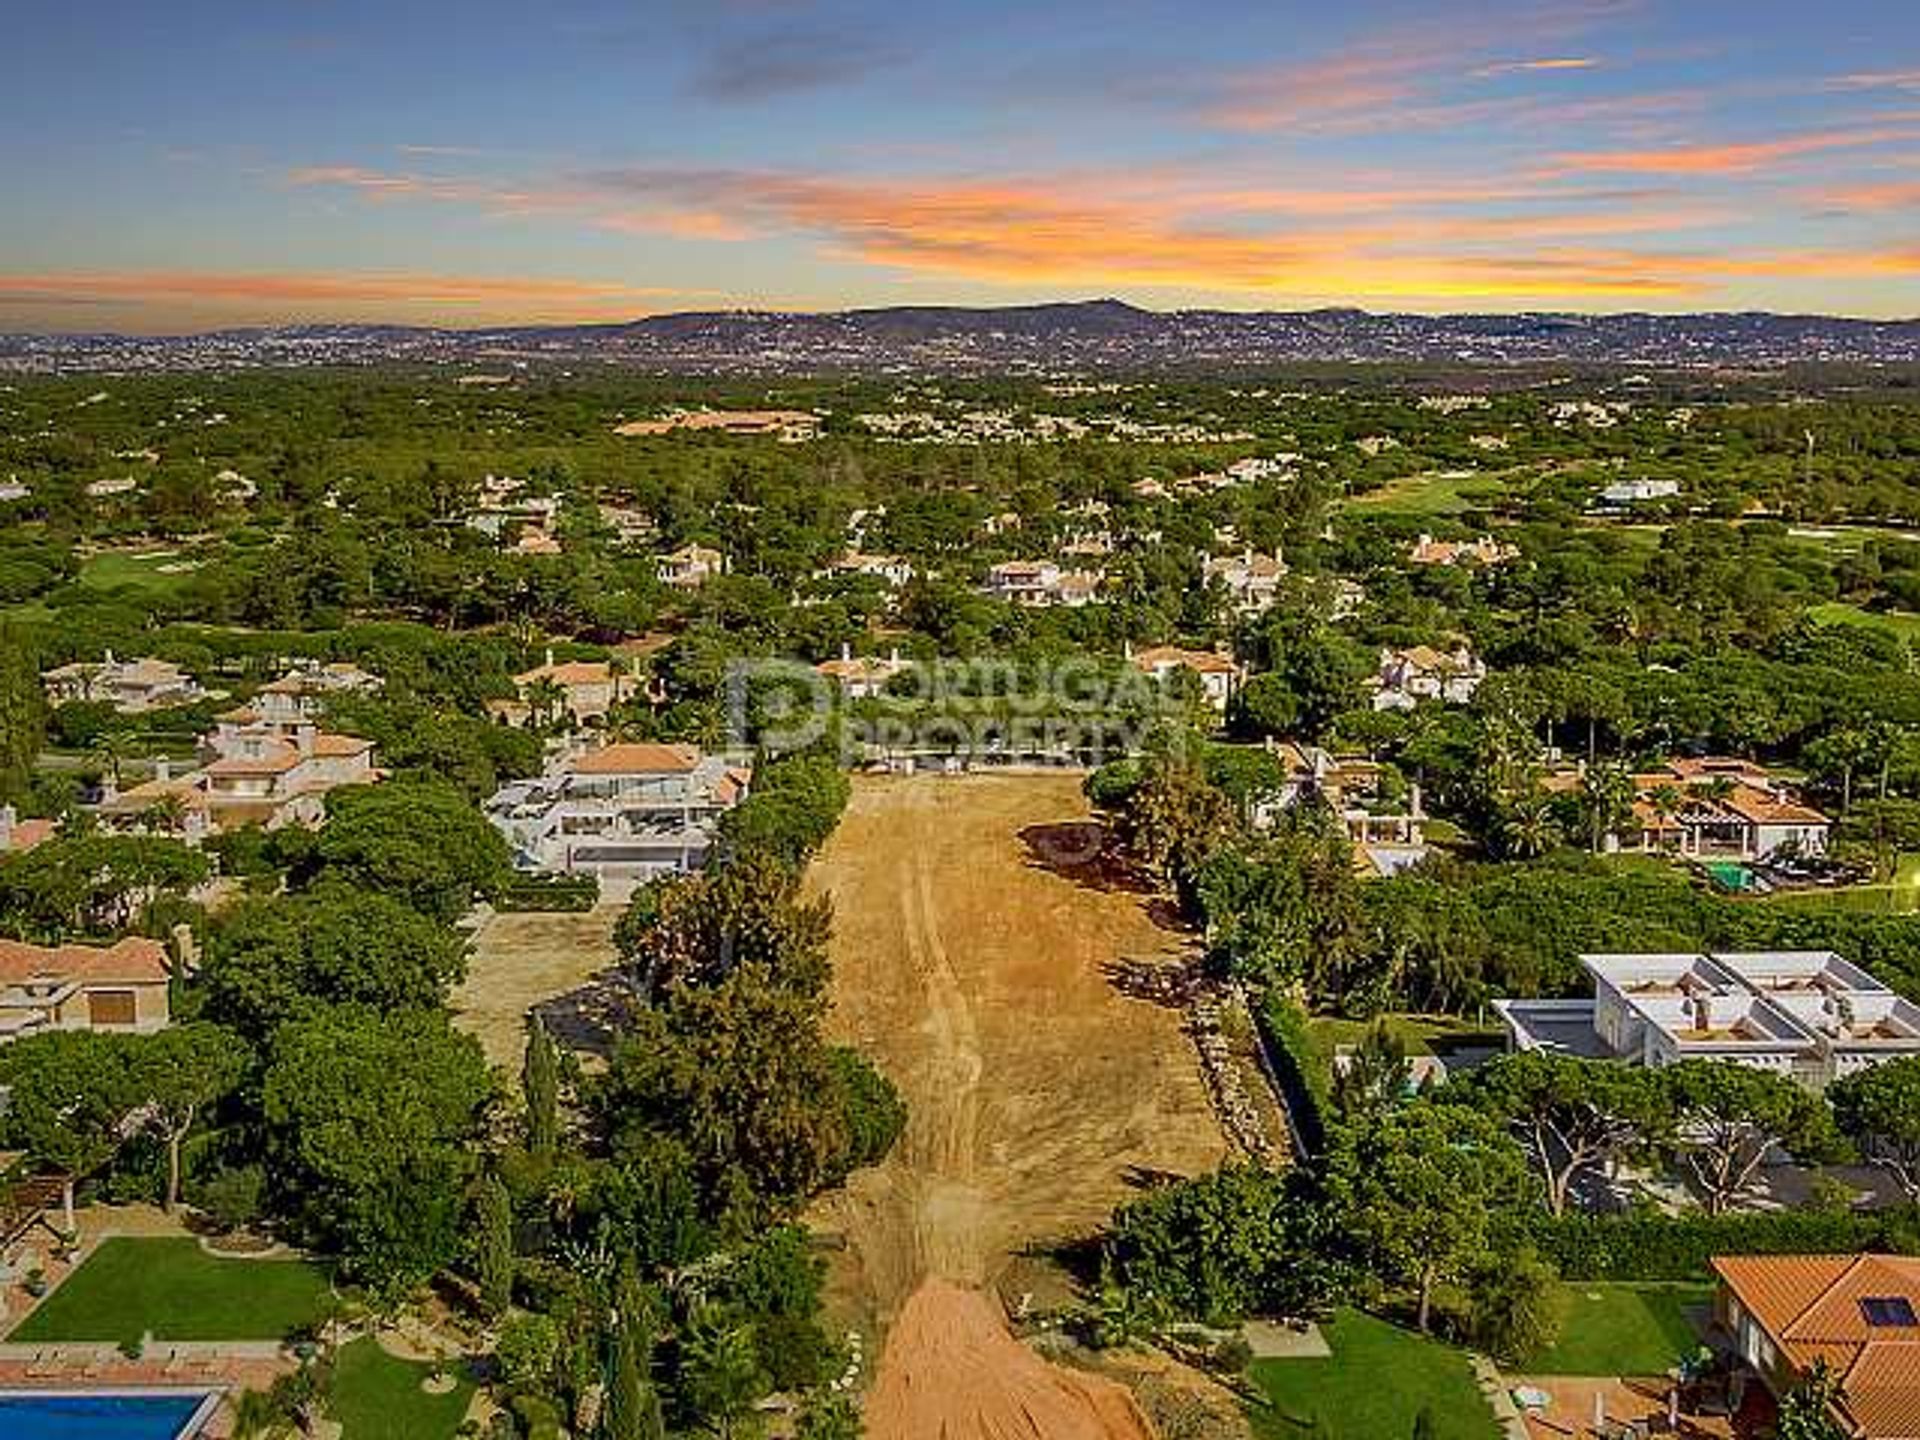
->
xmin=1498 ymin=950 xmax=1920 ymax=1090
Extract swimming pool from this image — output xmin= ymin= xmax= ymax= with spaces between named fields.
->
xmin=0 ymin=1388 xmax=219 ymax=1439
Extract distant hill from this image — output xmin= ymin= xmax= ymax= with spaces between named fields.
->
xmin=5 ymin=299 xmax=1918 ymax=372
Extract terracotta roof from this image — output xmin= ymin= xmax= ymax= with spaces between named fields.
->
xmin=0 ymin=935 xmax=171 ymax=986
xmin=573 ymin=742 xmax=702 ymax=776
xmin=1131 ymin=646 xmax=1240 ymax=675
xmin=310 ymin=733 xmax=374 ymax=757
xmin=4 ymin=818 xmax=57 ymax=852
xmin=1716 ymin=1254 xmax=1920 ymax=1439
xmin=205 ymin=749 xmax=302 ymax=777
xmin=515 ymin=660 xmax=616 ymax=687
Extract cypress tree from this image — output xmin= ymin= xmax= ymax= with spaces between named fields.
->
xmin=475 ymin=1173 xmax=514 ymax=1316
xmin=524 ymin=1015 xmax=559 ymax=1156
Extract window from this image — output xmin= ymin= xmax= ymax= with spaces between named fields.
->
xmin=1861 ymin=1297 xmax=1919 ymax=1328
xmin=86 ymin=989 xmax=137 ymax=1027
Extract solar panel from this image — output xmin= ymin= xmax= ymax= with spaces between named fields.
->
xmin=1860 ymin=1297 xmax=1918 ymax=1328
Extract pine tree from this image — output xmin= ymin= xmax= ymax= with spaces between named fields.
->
xmin=524 ymin=1015 xmax=559 ymax=1156
xmin=475 ymin=1173 xmax=514 ymax=1316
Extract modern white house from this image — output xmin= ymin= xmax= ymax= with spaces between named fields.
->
xmin=485 ymin=741 xmax=751 ymax=883
xmin=1496 ymin=950 xmax=1920 ymax=1090
xmin=1248 ymin=739 xmax=1428 ymax=873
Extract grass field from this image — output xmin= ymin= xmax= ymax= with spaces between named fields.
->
xmin=1308 ymin=1014 xmax=1505 ymax=1059
xmin=78 ymin=548 xmax=203 ymax=598
xmin=1808 ymin=601 xmax=1920 ymax=642
xmin=1344 ymin=470 xmax=1510 ymax=517
xmin=7 ymin=1238 xmax=333 ymax=1346
xmin=1250 ymin=1310 xmax=1501 ymax=1440
xmin=330 ymin=1337 xmax=475 ymax=1440
xmin=1521 ymin=1283 xmax=1711 ymax=1377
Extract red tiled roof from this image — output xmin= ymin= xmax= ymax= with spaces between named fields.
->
xmin=0 ymin=935 xmax=171 ymax=986
xmin=1715 ymin=1254 xmax=1920 ymax=1440
xmin=573 ymin=742 xmax=701 ymax=776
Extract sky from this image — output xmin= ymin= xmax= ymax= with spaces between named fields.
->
xmin=0 ymin=0 xmax=1915 ymax=331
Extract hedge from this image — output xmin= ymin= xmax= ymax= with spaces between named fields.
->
xmin=1532 ymin=1208 xmax=1920 ymax=1281
xmin=495 ymin=873 xmax=600 ymax=913
xmin=1254 ymin=991 xmax=1331 ymax=1156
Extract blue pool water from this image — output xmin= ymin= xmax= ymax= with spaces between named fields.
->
xmin=0 ymin=1390 xmax=213 ymax=1439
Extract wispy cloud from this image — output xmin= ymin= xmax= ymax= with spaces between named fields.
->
xmin=1550 ymin=123 xmax=1920 ymax=174
xmin=1827 ymin=69 xmax=1920 ymax=93
xmin=1473 ymin=57 xmax=1601 ymax=78
xmin=0 ymin=270 xmax=698 ymax=324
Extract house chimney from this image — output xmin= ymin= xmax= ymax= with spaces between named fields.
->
xmin=841 ymin=642 xmax=852 ymax=662
xmin=154 ymin=758 xmax=170 ymax=784
xmin=544 ymin=646 xmax=555 ymax=669
xmin=296 ymin=722 xmax=316 ymax=756
xmin=1691 ymin=995 xmax=1713 ymax=1033
xmin=888 ymin=647 xmax=900 ymax=666
xmin=0 ymin=804 xmax=13 ymax=851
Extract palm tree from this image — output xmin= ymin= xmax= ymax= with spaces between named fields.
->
xmin=1503 ymin=795 xmax=1563 ymax=860
xmin=1580 ymin=761 xmax=1636 ymax=855
xmin=524 ymin=675 xmax=566 ymax=732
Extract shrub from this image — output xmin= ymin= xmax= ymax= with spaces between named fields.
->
xmin=495 ymin=1314 xmax=561 ymax=1389
xmin=1254 ymin=994 xmax=1330 ymax=1155
xmin=1533 ymin=1209 xmax=1908 ymax=1281
xmin=192 ymin=1164 xmax=266 ymax=1233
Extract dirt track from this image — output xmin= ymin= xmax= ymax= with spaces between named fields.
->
xmin=806 ymin=773 xmax=1227 ymax=1437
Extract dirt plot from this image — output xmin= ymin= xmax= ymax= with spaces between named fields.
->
xmin=451 ymin=904 xmax=625 ymax=1074
xmin=806 ymin=773 xmax=1228 ymax=1439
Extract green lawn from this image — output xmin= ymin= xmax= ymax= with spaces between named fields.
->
xmin=330 ymin=1336 xmax=474 ymax=1440
xmin=1344 ymin=470 xmax=1510 ymax=517
xmin=1808 ymin=601 xmax=1920 ymax=642
xmin=1250 ymin=1309 xmax=1502 ymax=1440
xmin=1308 ymin=1014 xmax=1505 ymax=1059
xmin=78 ymin=548 xmax=202 ymax=597
xmin=1520 ymin=1283 xmax=1710 ymax=1377
xmin=7 ymin=1237 xmax=333 ymax=1346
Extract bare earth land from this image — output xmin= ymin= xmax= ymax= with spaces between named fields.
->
xmin=451 ymin=904 xmax=624 ymax=1074
xmin=806 ymin=772 xmax=1228 ymax=1440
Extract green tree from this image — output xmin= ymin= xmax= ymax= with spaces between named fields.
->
xmin=614 ymin=852 xmax=832 ymax=1003
xmin=0 ymin=1029 xmax=138 ymax=1180
xmin=1664 ymin=1060 xmax=1837 ymax=1215
xmin=1458 ymin=1052 xmax=1671 ymax=1216
xmin=0 ymin=626 xmax=46 ymax=803
xmin=682 ymin=1308 xmax=769 ymax=1439
xmin=597 ymin=966 xmax=851 ymax=1212
xmin=524 ymin=1016 xmax=561 ymax=1157
xmin=475 ymin=1172 xmax=515 ymax=1316
xmin=130 ymin=1022 xmax=250 ymax=1212
xmin=795 ymin=1392 xmax=862 ymax=1440
xmin=261 ymin=1009 xmax=491 ymax=1291
xmin=201 ymin=889 xmax=467 ymax=1041
xmin=308 ymin=781 xmax=510 ymax=921
xmin=1829 ymin=1056 xmax=1920 ymax=1203
xmin=1776 ymin=1359 xmax=1847 ymax=1440
xmin=1579 ymin=760 xmax=1636 ymax=855
xmin=1326 ymin=1104 xmax=1536 ymax=1332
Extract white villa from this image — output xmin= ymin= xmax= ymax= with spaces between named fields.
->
xmin=1128 ymin=645 xmax=1243 ymax=712
xmin=1408 ymin=533 xmax=1519 ymax=568
xmin=94 ymin=718 xmax=378 ymax=841
xmin=816 ymin=645 xmax=910 ymax=699
xmin=1543 ymin=756 xmax=1831 ymax=863
xmin=1497 ymin=951 xmax=1920 ymax=1090
xmin=983 ymin=560 xmax=1106 ymax=608
xmin=485 ymin=741 xmax=751 ymax=883
xmin=42 ymin=653 xmax=205 ymax=713
xmin=1202 ymin=550 xmax=1287 ymax=614
xmin=1250 ymin=740 xmax=1428 ymax=873
xmin=656 ymin=544 xmax=726 ymax=588
xmin=492 ymin=652 xmax=640 ymax=729
xmin=1371 ymin=645 xmax=1487 ymax=710
xmin=817 ymin=551 xmax=916 ymax=587
xmin=0 ymin=936 xmax=173 ymax=1044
